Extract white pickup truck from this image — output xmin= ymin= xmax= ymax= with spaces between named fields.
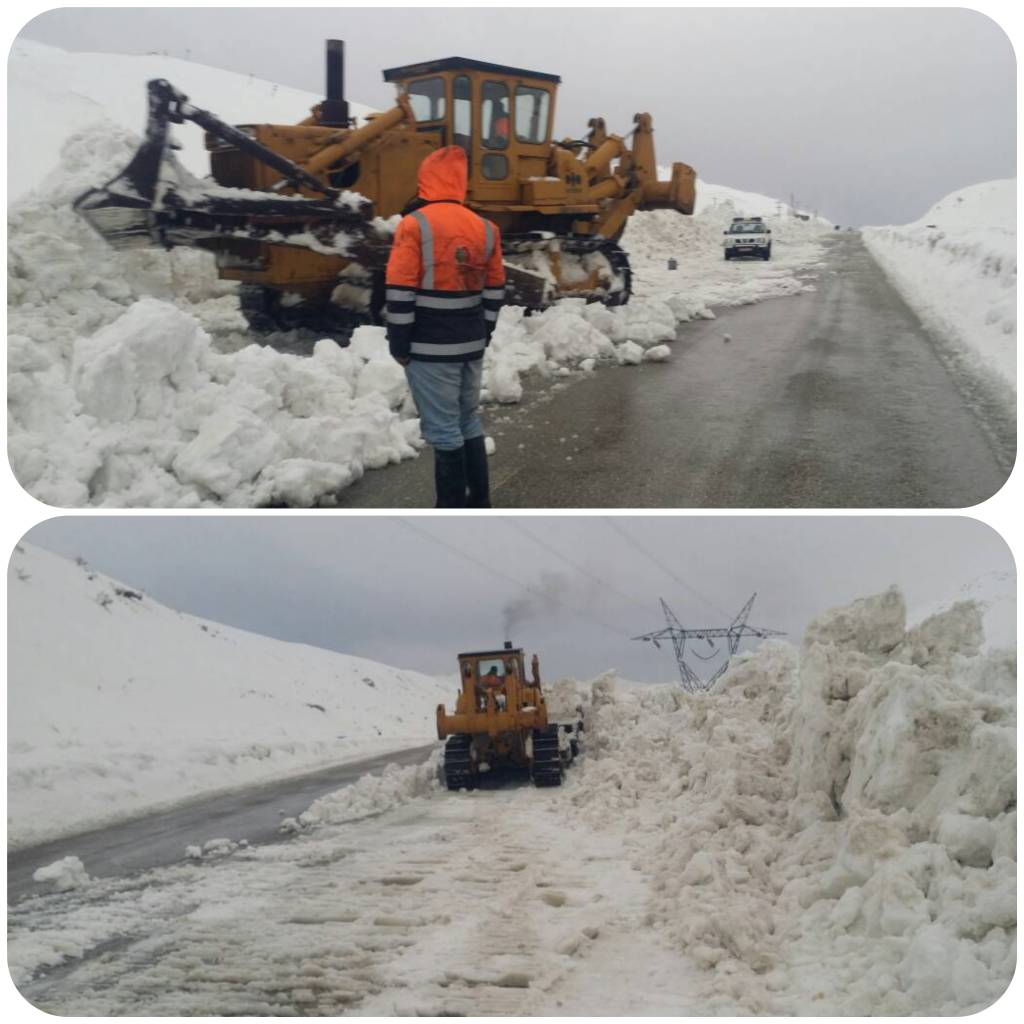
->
xmin=723 ymin=216 xmax=772 ymax=261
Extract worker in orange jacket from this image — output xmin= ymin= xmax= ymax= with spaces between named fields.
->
xmin=385 ymin=146 xmax=505 ymax=508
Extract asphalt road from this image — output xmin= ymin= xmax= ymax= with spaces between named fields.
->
xmin=7 ymin=743 xmax=437 ymax=905
xmin=336 ymin=236 xmax=1013 ymax=508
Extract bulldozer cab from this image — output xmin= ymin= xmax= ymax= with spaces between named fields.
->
xmin=436 ymin=642 xmax=549 ymax=740
xmin=382 ymin=58 xmax=561 ymax=204
xmin=461 ymin=647 xmax=525 ymax=713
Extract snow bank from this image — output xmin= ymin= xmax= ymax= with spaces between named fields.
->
xmin=565 ymin=586 xmax=1016 ymax=1014
xmin=7 ymin=127 xmax=420 ymax=507
xmin=862 ymin=180 xmax=1016 ymax=401
xmin=7 ymin=42 xmax=831 ymax=507
xmin=7 ymin=544 xmax=450 ymax=848
xmin=293 ymin=754 xmax=441 ymax=830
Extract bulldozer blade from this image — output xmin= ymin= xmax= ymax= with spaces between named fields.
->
xmin=74 ymin=78 xmax=373 ymax=255
xmin=73 ymin=77 xmax=180 ymax=249
xmin=77 ymin=177 xmax=373 ymax=254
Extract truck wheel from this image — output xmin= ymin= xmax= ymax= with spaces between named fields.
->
xmin=724 ymin=249 xmax=732 ymax=261
xmin=763 ymin=245 xmax=772 ymax=260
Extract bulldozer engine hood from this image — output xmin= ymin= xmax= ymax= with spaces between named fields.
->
xmin=418 ymin=146 xmax=467 ymax=204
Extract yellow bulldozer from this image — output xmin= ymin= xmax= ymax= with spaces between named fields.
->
xmin=75 ymin=40 xmax=696 ymax=339
xmin=438 ymin=642 xmax=579 ymax=789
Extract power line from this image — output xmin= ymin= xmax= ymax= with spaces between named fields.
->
xmin=397 ymin=519 xmax=625 ymax=636
xmin=603 ymin=519 xmax=731 ymax=619
xmin=506 ymin=520 xmax=649 ymax=611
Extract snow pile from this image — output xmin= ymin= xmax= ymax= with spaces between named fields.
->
xmin=293 ymin=754 xmax=441 ymax=830
xmin=7 ymin=544 xmax=451 ymax=848
xmin=8 ymin=127 xmax=420 ymax=507
xmin=7 ymin=40 xmax=830 ymax=507
xmin=623 ymin=200 xmax=829 ymax=312
xmin=32 ymin=856 xmax=93 ymax=893
xmin=566 ymin=585 xmax=1016 ymax=1014
xmin=863 ymin=180 xmax=1016 ymax=400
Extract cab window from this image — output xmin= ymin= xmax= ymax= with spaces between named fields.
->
xmin=407 ymin=76 xmax=446 ymax=122
xmin=478 ymin=659 xmax=506 ymax=679
xmin=453 ymin=75 xmax=472 ymax=158
xmin=514 ymin=86 xmax=550 ymax=144
xmin=482 ymin=81 xmax=510 ymax=150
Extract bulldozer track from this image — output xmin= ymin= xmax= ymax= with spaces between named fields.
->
xmin=239 ymin=237 xmax=632 ymax=340
xmin=530 ymin=725 xmax=563 ymax=787
xmin=443 ymin=734 xmax=474 ymax=791
xmin=503 ymin=238 xmax=632 ymax=309
xmin=238 ymin=283 xmax=374 ymax=341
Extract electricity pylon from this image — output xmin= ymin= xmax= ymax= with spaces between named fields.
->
xmin=633 ymin=593 xmax=785 ymax=693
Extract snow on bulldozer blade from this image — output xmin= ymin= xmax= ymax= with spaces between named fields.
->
xmin=7 ymin=580 xmax=1015 ymax=1015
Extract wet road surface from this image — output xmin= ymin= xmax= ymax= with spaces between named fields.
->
xmin=7 ymin=743 xmax=436 ymax=904
xmin=336 ymin=236 xmax=1013 ymax=508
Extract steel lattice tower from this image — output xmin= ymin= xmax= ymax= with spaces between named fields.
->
xmin=633 ymin=593 xmax=785 ymax=693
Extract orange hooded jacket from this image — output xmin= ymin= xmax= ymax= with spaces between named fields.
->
xmin=385 ymin=146 xmax=505 ymax=363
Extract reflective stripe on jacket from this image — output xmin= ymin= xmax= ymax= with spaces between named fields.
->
xmin=385 ymin=146 xmax=505 ymax=363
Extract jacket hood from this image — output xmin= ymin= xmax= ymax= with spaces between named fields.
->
xmin=417 ymin=146 xmax=468 ymax=203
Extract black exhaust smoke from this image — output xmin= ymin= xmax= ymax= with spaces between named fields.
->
xmin=322 ymin=39 xmax=350 ymax=126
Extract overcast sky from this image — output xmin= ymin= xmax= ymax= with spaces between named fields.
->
xmin=15 ymin=6 xmax=1015 ymax=226
xmin=22 ymin=516 xmax=1013 ymax=683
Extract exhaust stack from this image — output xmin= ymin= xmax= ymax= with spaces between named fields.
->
xmin=322 ymin=39 xmax=351 ymax=126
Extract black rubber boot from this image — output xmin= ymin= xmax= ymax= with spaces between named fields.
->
xmin=434 ymin=446 xmax=467 ymax=508
xmin=464 ymin=435 xmax=491 ymax=508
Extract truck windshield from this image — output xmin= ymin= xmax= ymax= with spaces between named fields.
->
xmin=730 ymin=221 xmax=766 ymax=233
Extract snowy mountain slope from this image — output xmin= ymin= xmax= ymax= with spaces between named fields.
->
xmin=7 ymin=544 xmax=451 ymax=849
xmin=7 ymin=38 xmax=371 ymax=204
xmin=862 ymin=180 xmax=1016 ymax=400
xmin=7 ymin=41 xmax=831 ymax=507
xmin=655 ymin=166 xmax=832 ymax=226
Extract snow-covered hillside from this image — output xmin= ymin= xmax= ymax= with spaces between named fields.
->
xmin=7 ymin=543 xmax=451 ymax=849
xmin=6 ymin=38 xmax=373 ymax=204
xmin=7 ymin=40 xmax=831 ymax=507
xmin=862 ymin=180 xmax=1016 ymax=402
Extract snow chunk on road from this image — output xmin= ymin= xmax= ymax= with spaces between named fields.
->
xmin=615 ymin=340 xmax=644 ymax=365
xmin=33 ymin=856 xmax=92 ymax=892
xmin=72 ymin=298 xmax=204 ymax=421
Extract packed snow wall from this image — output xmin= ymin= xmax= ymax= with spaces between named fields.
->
xmin=562 ymin=586 xmax=1015 ymax=1014
xmin=862 ymin=179 xmax=1016 ymax=405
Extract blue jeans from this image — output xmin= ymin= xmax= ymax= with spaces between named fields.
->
xmin=405 ymin=359 xmax=484 ymax=451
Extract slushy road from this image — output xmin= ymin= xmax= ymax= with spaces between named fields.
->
xmin=7 ymin=743 xmax=437 ymax=904
xmin=337 ymin=235 xmax=1012 ymax=508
